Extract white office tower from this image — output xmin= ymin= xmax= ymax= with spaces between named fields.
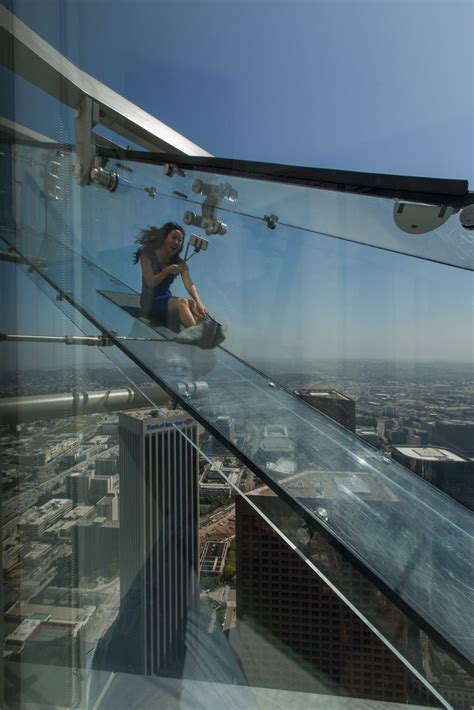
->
xmin=118 ymin=408 xmax=199 ymax=676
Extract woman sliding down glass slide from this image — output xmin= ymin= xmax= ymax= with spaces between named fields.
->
xmin=134 ymin=222 xmax=208 ymax=328
xmin=134 ymin=222 xmax=225 ymax=349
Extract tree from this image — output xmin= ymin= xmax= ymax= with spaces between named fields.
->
xmin=223 ymin=540 xmax=236 ymax=581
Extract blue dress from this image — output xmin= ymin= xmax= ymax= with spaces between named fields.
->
xmin=139 ymin=246 xmax=181 ymax=324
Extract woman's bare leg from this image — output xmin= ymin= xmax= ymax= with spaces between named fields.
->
xmin=167 ymin=298 xmax=197 ymax=328
xmin=188 ymin=300 xmax=200 ymax=321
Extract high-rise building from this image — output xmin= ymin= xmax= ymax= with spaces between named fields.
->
xmin=65 ymin=471 xmax=91 ymax=504
xmin=89 ymin=474 xmax=118 ymax=501
xmin=392 ymin=445 xmax=474 ymax=510
xmin=235 ymin=488 xmax=436 ymax=705
xmin=96 ymin=493 xmax=119 ymax=521
xmin=95 ymin=457 xmax=117 ymax=476
xmin=117 ymin=408 xmax=200 ymax=676
xmin=433 ymin=420 xmax=474 ymax=458
xmin=294 ymin=389 xmax=356 ymax=432
xmin=72 ymin=517 xmax=120 ymax=580
xmin=202 ymin=415 xmax=236 ymax=457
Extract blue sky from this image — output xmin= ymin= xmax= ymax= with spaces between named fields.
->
xmin=1 ymin=0 xmax=473 ymax=371
xmin=3 ymin=0 xmax=473 ymax=180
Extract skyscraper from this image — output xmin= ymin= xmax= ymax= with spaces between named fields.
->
xmin=433 ymin=420 xmax=474 ymax=458
xmin=392 ymin=445 xmax=474 ymax=510
xmin=293 ymin=389 xmax=356 ymax=432
xmin=235 ymin=489 xmax=437 ymax=705
xmin=118 ymin=408 xmax=200 ymax=676
xmin=65 ymin=471 xmax=91 ymax=505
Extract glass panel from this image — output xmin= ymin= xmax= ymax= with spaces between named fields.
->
xmin=15 ymin=240 xmax=474 ymax=656
xmin=3 ymin=144 xmax=473 ymax=657
xmin=1 ymin=263 xmax=448 ymax=708
xmin=1 ymin=254 xmax=450 ymax=704
xmin=91 ymin=152 xmax=474 ymax=271
xmin=2 ymin=140 xmax=472 ymax=710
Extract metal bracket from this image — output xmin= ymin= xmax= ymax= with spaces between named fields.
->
xmin=163 ymin=163 xmax=186 ymax=178
xmin=56 ymin=291 xmax=72 ymax=301
xmin=263 ymin=213 xmax=279 ymax=230
xmin=75 ymin=95 xmax=99 ymax=186
xmin=183 ymin=178 xmax=238 ymax=237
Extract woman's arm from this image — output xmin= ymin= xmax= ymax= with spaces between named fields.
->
xmin=181 ymin=263 xmax=208 ymax=315
xmin=140 ymin=254 xmax=180 ymax=288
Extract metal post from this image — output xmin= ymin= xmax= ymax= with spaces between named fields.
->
xmin=75 ymin=95 xmax=99 ymax=185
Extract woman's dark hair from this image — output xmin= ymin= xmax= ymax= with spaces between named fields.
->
xmin=132 ymin=222 xmax=185 ymax=264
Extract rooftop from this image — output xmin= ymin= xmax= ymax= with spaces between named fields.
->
xmin=6 ymin=618 xmax=43 ymax=644
xmin=395 ymin=446 xmax=467 ymax=462
xmin=75 ymin=517 xmax=119 ymax=529
xmin=64 ymin=505 xmax=95 ymax=519
xmin=7 ymin=601 xmax=96 ymax=625
xmin=264 ymin=424 xmax=289 ymax=437
xmin=294 ymin=389 xmax=352 ymax=401
xmin=267 ymin=458 xmax=297 ymax=476
xmin=121 ymin=407 xmax=177 ymax=421
xmin=260 ymin=437 xmax=295 ymax=454
xmin=251 ymin=470 xmax=399 ymax=504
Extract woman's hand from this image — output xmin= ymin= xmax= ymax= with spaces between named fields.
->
xmin=195 ymin=301 xmax=209 ymax=317
xmin=165 ymin=263 xmax=182 ymax=275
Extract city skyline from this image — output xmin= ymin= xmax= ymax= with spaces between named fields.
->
xmin=1 ymin=328 xmax=474 ymax=708
xmin=3 ymin=344 xmax=473 ymax=705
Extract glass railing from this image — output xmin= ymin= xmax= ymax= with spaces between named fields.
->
xmin=95 ymin=149 xmax=474 ymax=270
xmin=1 ymin=139 xmax=473 ymax=709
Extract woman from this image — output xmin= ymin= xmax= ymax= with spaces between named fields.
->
xmin=133 ymin=222 xmax=208 ymax=330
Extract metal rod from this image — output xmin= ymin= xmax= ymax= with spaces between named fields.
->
xmin=0 ymin=386 xmax=169 ymax=424
xmin=0 ymin=250 xmax=28 ymax=264
xmin=0 ymin=116 xmax=54 ymax=144
xmin=0 ymin=333 xmax=113 ymax=346
xmin=0 ymin=381 xmax=208 ymax=425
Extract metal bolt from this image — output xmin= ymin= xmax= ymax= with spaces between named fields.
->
xmin=264 ymin=214 xmax=278 ymax=230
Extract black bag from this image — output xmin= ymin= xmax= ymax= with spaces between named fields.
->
xmin=171 ymin=315 xmax=226 ymax=350
xmin=206 ymin=315 xmax=227 ymax=349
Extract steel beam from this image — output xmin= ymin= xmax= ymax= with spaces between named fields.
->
xmin=0 ymin=250 xmax=28 ymax=264
xmin=0 ymin=380 xmax=209 ymax=425
xmin=0 ymin=386 xmax=170 ymax=424
xmin=0 ymin=115 xmax=53 ymax=144
xmin=0 ymin=115 xmax=125 ymax=152
xmin=0 ymin=5 xmax=211 ymax=155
